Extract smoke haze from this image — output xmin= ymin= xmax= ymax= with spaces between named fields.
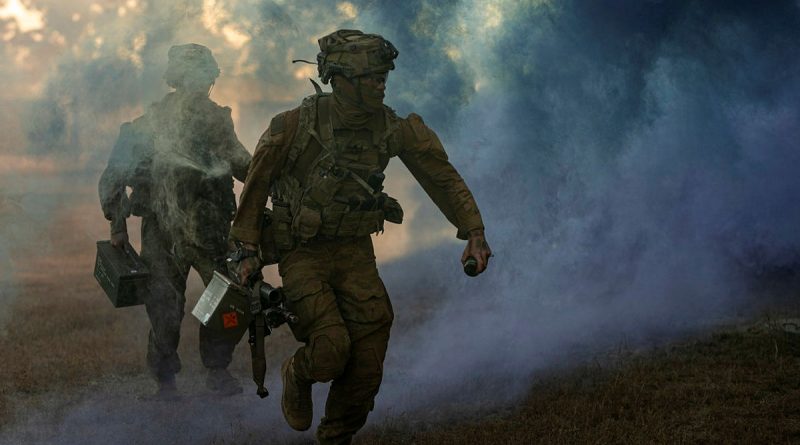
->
xmin=2 ymin=0 xmax=800 ymax=442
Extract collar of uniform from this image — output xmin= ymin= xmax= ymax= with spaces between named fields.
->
xmin=331 ymin=89 xmax=382 ymax=129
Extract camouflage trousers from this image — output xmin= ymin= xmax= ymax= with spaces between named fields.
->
xmin=279 ymin=235 xmax=394 ymax=445
xmin=140 ymin=216 xmax=237 ymax=380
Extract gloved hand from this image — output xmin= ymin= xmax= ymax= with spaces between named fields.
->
xmin=111 ymin=231 xmax=129 ymax=250
xmin=227 ymin=242 xmax=262 ymax=285
xmin=461 ymin=229 xmax=492 ymax=276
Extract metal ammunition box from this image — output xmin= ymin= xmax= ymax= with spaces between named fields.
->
xmin=94 ymin=240 xmax=149 ymax=307
xmin=191 ymin=271 xmax=252 ymax=342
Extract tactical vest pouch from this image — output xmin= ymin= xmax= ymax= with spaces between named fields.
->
xmin=382 ymin=196 xmax=403 ymax=224
xmin=357 ymin=209 xmax=385 ymax=235
xmin=330 ymin=211 xmax=358 ymax=237
xmin=302 ymin=150 xmax=345 ymax=208
xmin=329 ymin=209 xmax=384 ymax=237
xmin=305 ymin=172 xmax=344 ymax=206
xmin=259 ymin=208 xmax=280 ymax=265
xmin=292 ymin=205 xmax=322 ymax=241
xmin=272 ymin=202 xmax=295 ymax=251
xmin=319 ymin=202 xmax=349 ymax=236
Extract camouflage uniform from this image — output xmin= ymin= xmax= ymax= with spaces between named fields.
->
xmin=99 ymin=44 xmax=251 ymax=384
xmin=230 ymin=31 xmax=484 ymax=444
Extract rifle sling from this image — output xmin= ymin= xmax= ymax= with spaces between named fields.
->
xmin=249 ymin=314 xmax=269 ymax=398
xmin=248 ymin=283 xmax=269 ymax=398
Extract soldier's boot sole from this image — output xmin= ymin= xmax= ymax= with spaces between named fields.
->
xmin=281 ymin=356 xmax=313 ymax=431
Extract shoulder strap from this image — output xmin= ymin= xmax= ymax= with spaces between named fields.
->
xmin=300 ymin=95 xmax=338 ymax=184
xmin=291 ymin=94 xmax=339 ymax=183
xmin=317 ymin=95 xmax=335 ymax=152
xmin=381 ymin=106 xmax=403 ymax=158
xmin=282 ymin=95 xmax=322 ymax=174
xmin=304 ymin=94 xmax=334 ymax=154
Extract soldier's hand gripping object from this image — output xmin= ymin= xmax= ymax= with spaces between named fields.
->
xmin=227 ymin=240 xmax=263 ymax=286
xmin=110 ymin=231 xmax=129 ymax=249
xmin=461 ymin=229 xmax=492 ymax=276
xmin=191 ymin=265 xmax=298 ymax=398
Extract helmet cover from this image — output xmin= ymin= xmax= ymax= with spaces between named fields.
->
xmin=316 ymin=29 xmax=398 ymax=84
xmin=164 ymin=43 xmax=221 ymax=88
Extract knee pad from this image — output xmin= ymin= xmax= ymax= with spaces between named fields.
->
xmin=307 ymin=327 xmax=350 ymax=382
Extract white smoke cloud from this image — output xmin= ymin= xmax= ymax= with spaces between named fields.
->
xmin=2 ymin=0 xmax=800 ymax=442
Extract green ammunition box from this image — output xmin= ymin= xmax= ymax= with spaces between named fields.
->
xmin=94 ymin=240 xmax=149 ymax=307
xmin=191 ymin=271 xmax=252 ymax=342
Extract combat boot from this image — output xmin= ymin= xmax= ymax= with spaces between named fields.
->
xmin=281 ymin=356 xmax=313 ymax=431
xmin=140 ymin=374 xmax=181 ymax=401
xmin=206 ymin=368 xmax=243 ymax=396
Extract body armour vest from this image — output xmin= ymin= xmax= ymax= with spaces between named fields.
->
xmin=271 ymin=94 xmax=404 ymax=247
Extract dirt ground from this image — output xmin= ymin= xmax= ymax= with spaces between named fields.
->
xmin=1 ymin=195 xmax=799 ymax=444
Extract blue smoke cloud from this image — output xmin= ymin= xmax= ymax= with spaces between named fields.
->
xmin=373 ymin=0 xmax=800 ymax=414
xmin=3 ymin=0 xmax=800 ymax=441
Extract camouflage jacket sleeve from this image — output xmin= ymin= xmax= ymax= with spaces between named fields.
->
xmin=397 ymin=113 xmax=485 ymax=240
xmin=219 ymin=105 xmax=252 ymax=182
xmin=229 ymin=109 xmax=299 ymax=245
xmin=98 ymin=121 xmax=139 ymax=234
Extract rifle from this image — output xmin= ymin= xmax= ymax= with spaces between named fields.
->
xmin=191 ymin=269 xmax=297 ymax=398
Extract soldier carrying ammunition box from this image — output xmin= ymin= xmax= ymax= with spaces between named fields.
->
xmin=98 ymin=43 xmax=252 ymax=399
xmin=227 ymin=30 xmax=492 ymax=444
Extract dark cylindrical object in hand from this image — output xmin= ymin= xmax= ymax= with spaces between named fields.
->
xmin=463 ymin=257 xmax=478 ymax=277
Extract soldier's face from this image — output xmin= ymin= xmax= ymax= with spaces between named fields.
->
xmin=358 ymin=72 xmax=388 ymax=109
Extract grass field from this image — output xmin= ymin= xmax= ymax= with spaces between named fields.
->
xmin=355 ymin=319 xmax=800 ymax=444
xmin=1 ymin=201 xmax=799 ymax=444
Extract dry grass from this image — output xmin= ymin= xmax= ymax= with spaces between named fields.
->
xmin=0 ymin=209 xmax=147 ymax=425
xmin=0 ymin=201 xmax=292 ymax=430
xmin=5 ymin=267 xmax=799 ymax=445
xmin=356 ymin=321 xmax=800 ymax=444
xmin=2 ymin=201 xmax=800 ymax=444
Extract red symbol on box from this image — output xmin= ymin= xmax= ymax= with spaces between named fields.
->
xmin=222 ymin=312 xmax=239 ymax=329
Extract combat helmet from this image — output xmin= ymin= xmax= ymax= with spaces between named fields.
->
xmin=316 ymin=30 xmax=398 ymax=84
xmin=164 ymin=43 xmax=221 ymax=89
